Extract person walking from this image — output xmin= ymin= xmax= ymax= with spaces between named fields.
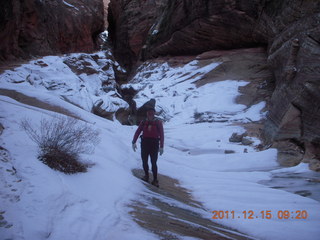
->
xmin=132 ymin=103 xmax=164 ymax=187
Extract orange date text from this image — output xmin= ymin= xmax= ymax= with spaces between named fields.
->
xmin=211 ymin=210 xmax=308 ymax=220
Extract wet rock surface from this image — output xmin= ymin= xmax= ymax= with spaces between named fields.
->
xmin=130 ymin=169 xmax=254 ymax=240
xmin=260 ymin=171 xmax=320 ymax=202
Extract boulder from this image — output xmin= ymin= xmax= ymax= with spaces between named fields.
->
xmin=63 ymin=54 xmax=100 ymax=75
xmin=309 ymin=159 xmax=320 ymax=172
xmin=92 ymin=99 xmax=114 ymax=121
xmin=273 ymin=140 xmax=304 ymax=167
xmin=224 ymin=150 xmax=235 ymax=154
xmin=135 ymin=99 xmax=157 ymax=124
xmin=241 ymin=138 xmax=254 ymax=146
xmin=229 ymin=133 xmax=246 ymax=143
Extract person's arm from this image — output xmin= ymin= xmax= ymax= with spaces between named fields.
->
xmin=158 ymin=121 xmax=164 ymax=148
xmin=132 ymin=121 xmax=144 ymax=144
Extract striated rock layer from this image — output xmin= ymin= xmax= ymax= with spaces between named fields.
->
xmin=0 ymin=0 xmax=105 ymax=61
xmin=107 ymin=0 xmax=168 ymax=70
xmin=259 ymin=0 xmax=320 ymax=167
xmin=108 ymin=0 xmax=265 ymax=69
xmin=144 ymin=0 xmax=266 ymax=58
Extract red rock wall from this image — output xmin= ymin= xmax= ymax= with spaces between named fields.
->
xmin=107 ymin=0 xmax=168 ymax=70
xmin=145 ymin=0 xmax=266 ymax=57
xmin=259 ymin=0 xmax=320 ymax=164
xmin=108 ymin=0 xmax=266 ymax=69
xmin=0 ymin=0 xmax=104 ymax=61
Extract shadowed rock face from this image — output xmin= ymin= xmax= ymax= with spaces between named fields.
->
xmin=144 ymin=0 xmax=266 ymax=58
xmin=259 ymin=0 xmax=320 ymax=165
xmin=107 ymin=0 xmax=168 ymax=70
xmin=108 ymin=0 xmax=266 ymax=69
xmin=0 ymin=0 xmax=104 ymax=61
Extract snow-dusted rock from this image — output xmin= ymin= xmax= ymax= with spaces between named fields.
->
xmin=0 ymin=52 xmax=128 ymax=120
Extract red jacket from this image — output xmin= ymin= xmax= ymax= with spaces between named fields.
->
xmin=132 ymin=118 xmax=164 ymax=148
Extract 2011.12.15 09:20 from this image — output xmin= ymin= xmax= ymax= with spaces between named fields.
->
xmin=211 ymin=210 xmax=308 ymax=220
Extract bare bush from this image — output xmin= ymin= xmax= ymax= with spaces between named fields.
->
xmin=21 ymin=116 xmax=100 ymax=174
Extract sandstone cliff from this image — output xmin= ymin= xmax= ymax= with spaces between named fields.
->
xmin=107 ymin=0 xmax=168 ymax=70
xmin=258 ymin=0 xmax=320 ymax=169
xmin=144 ymin=0 xmax=267 ymax=58
xmin=0 ymin=0 xmax=105 ymax=61
xmin=108 ymin=0 xmax=267 ymax=69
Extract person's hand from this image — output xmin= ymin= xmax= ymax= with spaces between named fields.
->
xmin=132 ymin=143 xmax=137 ymax=152
xmin=159 ymin=148 xmax=164 ymax=156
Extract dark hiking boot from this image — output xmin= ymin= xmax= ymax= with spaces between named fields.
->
xmin=151 ymin=179 xmax=159 ymax=187
xmin=141 ymin=175 xmax=149 ymax=182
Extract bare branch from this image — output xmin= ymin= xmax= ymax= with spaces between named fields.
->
xmin=20 ymin=116 xmax=100 ymax=174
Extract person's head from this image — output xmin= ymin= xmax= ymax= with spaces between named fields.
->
xmin=146 ymin=108 xmax=155 ymax=120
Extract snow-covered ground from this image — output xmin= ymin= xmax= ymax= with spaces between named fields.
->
xmin=0 ymin=52 xmax=319 ymax=240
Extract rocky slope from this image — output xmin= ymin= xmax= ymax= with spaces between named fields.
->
xmin=0 ymin=0 xmax=105 ymax=61
xmin=108 ymin=0 xmax=320 ymax=170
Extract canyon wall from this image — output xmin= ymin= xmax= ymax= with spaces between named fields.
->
xmin=258 ymin=0 xmax=320 ymax=168
xmin=0 ymin=0 xmax=105 ymax=61
xmin=107 ymin=0 xmax=168 ymax=70
xmin=108 ymin=0 xmax=267 ymax=69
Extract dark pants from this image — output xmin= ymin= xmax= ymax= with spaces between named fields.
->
xmin=141 ymin=138 xmax=159 ymax=180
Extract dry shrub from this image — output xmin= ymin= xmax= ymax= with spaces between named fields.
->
xmin=21 ymin=116 xmax=100 ymax=174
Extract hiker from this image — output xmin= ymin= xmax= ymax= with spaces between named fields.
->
xmin=132 ymin=102 xmax=164 ymax=187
